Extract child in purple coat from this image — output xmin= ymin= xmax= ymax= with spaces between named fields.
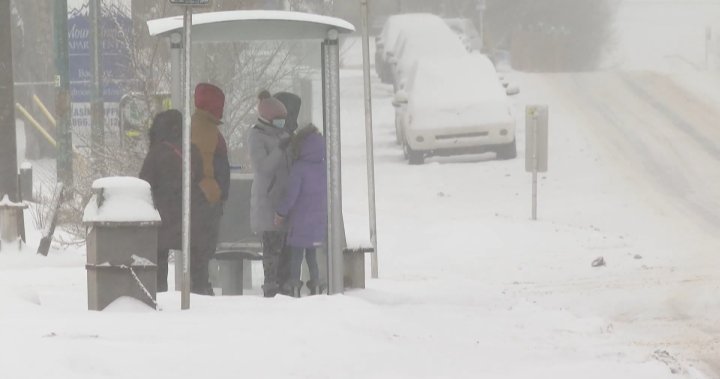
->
xmin=275 ymin=125 xmax=327 ymax=296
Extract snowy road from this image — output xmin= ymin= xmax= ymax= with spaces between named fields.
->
xmin=2 ymin=60 xmax=720 ymax=379
xmin=532 ymin=71 xmax=720 ymax=374
xmin=554 ymin=72 xmax=720 ymax=230
xmin=340 ymin=63 xmax=720 ymax=377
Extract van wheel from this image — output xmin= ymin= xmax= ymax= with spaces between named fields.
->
xmin=404 ymin=144 xmax=425 ymax=165
xmin=496 ymin=139 xmax=517 ymax=160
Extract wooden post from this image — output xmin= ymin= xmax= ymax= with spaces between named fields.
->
xmin=0 ymin=0 xmax=19 ymax=203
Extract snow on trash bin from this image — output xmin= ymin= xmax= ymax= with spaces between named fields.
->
xmin=83 ymin=177 xmax=161 ymax=224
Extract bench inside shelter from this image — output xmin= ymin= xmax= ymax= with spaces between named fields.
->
xmin=206 ymin=170 xmax=374 ymax=295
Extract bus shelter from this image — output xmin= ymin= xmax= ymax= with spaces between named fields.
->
xmin=147 ymin=10 xmax=358 ymax=295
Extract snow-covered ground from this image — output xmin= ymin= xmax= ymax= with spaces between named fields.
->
xmin=3 ymin=2 xmax=720 ymax=378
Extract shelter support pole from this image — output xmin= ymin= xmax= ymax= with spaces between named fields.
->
xmin=170 ymin=32 xmax=183 ymax=293
xmin=360 ymin=0 xmax=379 ymax=279
xmin=181 ymin=7 xmax=192 ymax=310
xmin=322 ymin=32 xmax=344 ymax=295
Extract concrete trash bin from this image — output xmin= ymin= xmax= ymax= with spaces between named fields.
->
xmin=83 ymin=177 xmax=161 ymax=311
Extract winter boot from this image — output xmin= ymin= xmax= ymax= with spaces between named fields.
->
xmin=281 ymin=282 xmax=302 ymax=298
xmin=262 ymin=283 xmax=280 ymax=298
xmin=305 ymin=281 xmax=324 ymax=296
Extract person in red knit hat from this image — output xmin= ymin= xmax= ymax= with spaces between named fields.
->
xmin=189 ymin=83 xmax=230 ymax=295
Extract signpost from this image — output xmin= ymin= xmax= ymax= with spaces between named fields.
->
xmin=525 ymin=105 xmax=549 ymax=221
xmin=170 ymin=0 xmax=209 ymax=311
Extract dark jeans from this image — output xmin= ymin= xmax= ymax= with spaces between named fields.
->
xmin=191 ymin=203 xmax=222 ymax=294
xmin=288 ymin=247 xmax=319 ymax=287
xmin=277 ymin=245 xmax=292 ymax=289
xmin=262 ymin=231 xmax=286 ymax=295
xmin=157 ymin=248 xmax=169 ymax=292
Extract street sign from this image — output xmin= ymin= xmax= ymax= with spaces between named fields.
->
xmin=525 ymin=105 xmax=549 ymax=221
xmin=169 ymin=0 xmax=210 ymax=5
xmin=525 ymin=105 xmax=549 ymax=173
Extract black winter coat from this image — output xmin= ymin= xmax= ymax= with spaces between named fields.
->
xmin=139 ymin=112 xmax=202 ymax=251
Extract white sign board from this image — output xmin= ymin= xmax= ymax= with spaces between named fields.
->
xmin=525 ymin=105 xmax=549 ymax=173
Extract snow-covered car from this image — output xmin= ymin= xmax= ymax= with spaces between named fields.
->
xmin=375 ymin=13 xmax=443 ymax=84
xmin=444 ymin=18 xmax=483 ymax=52
xmin=394 ymin=54 xmax=517 ymax=164
xmin=389 ymin=18 xmax=468 ymax=91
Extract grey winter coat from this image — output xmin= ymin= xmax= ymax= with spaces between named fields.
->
xmin=248 ymin=121 xmax=292 ymax=233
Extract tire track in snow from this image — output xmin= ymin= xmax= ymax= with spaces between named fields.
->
xmin=619 ymin=72 xmax=720 ymax=160
xmin=560 ymin=73 xmax=720 ymax=230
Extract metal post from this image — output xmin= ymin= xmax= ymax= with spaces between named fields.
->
xmin=170 ymin=32 xmax=183 ymax=293
xmin=323 ymin=31 xmax=344 ymax=295
xmin=170 ymin=33 xmax=183 ymax=109
xmin=477 ymin=0 xmax=486 ymax=50
xmin=54 ymin=0 xmax=73 ymax=188
xmin=706 ymin=26 xmax=712 ymax=70
xmin=0 ymin=0 xmax=18 ymax=202
xmin=531 ymin=115 xmax=538 ymax=221
xmin=181 ymin=7 xmax=192 ymax=310
xmin=90 ymin=0 xmax=105 ymax=177
xmin=360 ymin=0 xmax=379 ymax=279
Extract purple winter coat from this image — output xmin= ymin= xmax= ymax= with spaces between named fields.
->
xmin=276 ymin=132 xmax=327 ymax=248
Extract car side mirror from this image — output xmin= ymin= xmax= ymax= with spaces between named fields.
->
xmin=392 ymin=91 xmax=408 ymax=107
xmin=506 ymin=86 xmax=520 ymax=96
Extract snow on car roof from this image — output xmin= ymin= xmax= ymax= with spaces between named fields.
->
xmin=393 ymin=22 xmax=468 ymax=83
xmin=410 ymin=54 xmax=508 ymax=107
xmin=408 ymin=55 xmax=513 ymax=130
xmin=381 ymin=13 xmax=445 ymax=53
xmin=147 ymin=10 xmax=355 ymax=42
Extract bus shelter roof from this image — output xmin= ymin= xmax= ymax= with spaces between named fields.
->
xmin=147 ymin=10 xmax=355 ymax=42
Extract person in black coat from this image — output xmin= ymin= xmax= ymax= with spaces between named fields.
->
xmin=139 ymin=109 xmax=202 ymax=292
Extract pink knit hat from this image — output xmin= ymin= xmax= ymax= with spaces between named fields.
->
xmin=257 ymin=90 xmax=287 ymax=122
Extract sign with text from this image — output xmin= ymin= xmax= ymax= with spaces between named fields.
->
xmin=67 ymin=0 xmax=133 ymax=145
xmin=68 ymin=1 xmax=133 ymax=103
xmin=525 ymin=105 xmax=549 ymax=173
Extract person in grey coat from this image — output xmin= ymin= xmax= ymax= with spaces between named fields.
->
xmin=248 ymin=90 xmax=291 ymax=297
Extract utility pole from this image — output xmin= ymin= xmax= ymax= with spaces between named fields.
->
xmin=476 ymin=0 xmax=486 ymax=51
xmin=0 ymin=0 xmax=18 ymax=202
xmin=55 ymin=0 xmax=74 ymax=188
xmin=90 ymin=0 xmax=105 ymax=177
